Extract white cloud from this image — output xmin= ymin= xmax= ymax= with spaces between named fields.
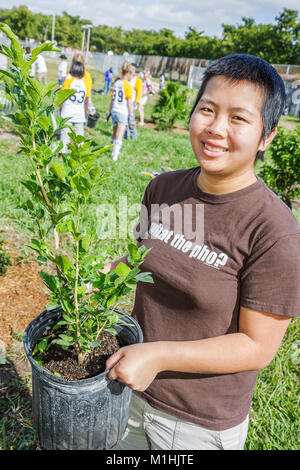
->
xmin=0 ymin=0 xmax=298 ymax=36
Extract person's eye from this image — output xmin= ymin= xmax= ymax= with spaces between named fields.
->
xmin=199 ymin=107 xmax=213 ymax=113
xmin=232 ymin=115 xmax=246 ymax=122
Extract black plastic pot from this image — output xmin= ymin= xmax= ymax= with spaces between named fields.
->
xmin=87 ymin=112 xmax=100 ymax=128
xmin=23 ymin=307 xmax=143 ymax=450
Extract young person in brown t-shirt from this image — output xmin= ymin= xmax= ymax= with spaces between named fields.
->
xmin=105 ymin=54 xmax=300 ymax=450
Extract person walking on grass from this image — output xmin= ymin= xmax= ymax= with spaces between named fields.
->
xmin=60 ymin=61 xmax=89 ymax=153
xmin=35 ymin=53 xmax=47 ymax=84
xmin=159 ymin=72 xmax=165 ymax=90
xmin=124 ymin=63 xmax=143 ymax=140
xmin=24 ymin=46 xmax=35 ymax=78
xmin=71 ymin=52 xmax=93 ymax=113
xmin=139 ymin=69 xmax=153 ymax=126
xmin=57 ymin=54 xmax=68 ymax=87
xmin=103 ymin=67 xmax=114 ymax=95
xmin=106 ymin=61 xmax=134 ymax=161
xmin=103 ymin=54 xmax=300 ymax=450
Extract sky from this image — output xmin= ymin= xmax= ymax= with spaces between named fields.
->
xmin=0 ymin=0 xmax=299 ymax=37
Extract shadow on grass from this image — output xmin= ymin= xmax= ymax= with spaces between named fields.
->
xmin=0 ymin=347 xmax=36 ymax=450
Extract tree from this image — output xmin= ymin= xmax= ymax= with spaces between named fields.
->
xmin=273 ymin=9 xmax=300 ymax=63
xmin=0 ymin=6 xmax=299 ymax=64
xmin=0 ymin=5 xmax=35 ymax=39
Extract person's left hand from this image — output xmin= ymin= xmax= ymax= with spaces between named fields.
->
xmin=106 ymin=342 xmax=163 ymax=391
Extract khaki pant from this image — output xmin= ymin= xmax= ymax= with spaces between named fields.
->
xmin=114 ymin=392 xmax=249 ymax=450
xmin=36 ymin=72 xmax=47 ymax=84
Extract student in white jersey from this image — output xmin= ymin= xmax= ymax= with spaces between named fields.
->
xmin=60 ymin=61 xmax=89 ymax=153
xmin=58 ymin=54 xmax=68 ymax=86
xmin=106 ymin=61 xmax=134 ymax=161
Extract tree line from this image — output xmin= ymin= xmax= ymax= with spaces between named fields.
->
xmin=0 ymin=6 xmax=299 ymax=64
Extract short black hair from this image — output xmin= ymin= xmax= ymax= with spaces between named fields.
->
xmin=70 ymin=61 xmax=85 ymax=79
xmin=190 ymin=54 xmax=286 ymax=161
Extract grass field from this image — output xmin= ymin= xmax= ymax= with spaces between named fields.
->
xmin=0 ymin=56 xmax=299 ymax=450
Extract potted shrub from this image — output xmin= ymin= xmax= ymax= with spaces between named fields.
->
xmin=259 ymin=125 xmax=300 ymax=209
xmin=0 ymin=24 xmax=153 ymax=450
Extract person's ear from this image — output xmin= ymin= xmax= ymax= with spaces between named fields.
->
xmin=258 ymin=127 xmax=277 ymax=152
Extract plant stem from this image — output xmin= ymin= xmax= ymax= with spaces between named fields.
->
xmin=95 ymin=303 xmax=119 ymax=341
xmin=31 ymin=130 xmax=60 ymax=252
xmin=74 ymin=205 xmax=82 ymax=364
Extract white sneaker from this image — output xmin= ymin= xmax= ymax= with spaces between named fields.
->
xmin=112 ymin=153 xmax=118 ymax=161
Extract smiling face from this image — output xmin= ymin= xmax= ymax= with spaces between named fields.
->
xmin=189 ymin=76 xmax=276 ymax=185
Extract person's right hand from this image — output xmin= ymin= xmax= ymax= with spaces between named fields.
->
xmin=102 ymin=263 xmax=112 ymax=274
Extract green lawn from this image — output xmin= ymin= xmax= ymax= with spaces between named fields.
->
xmin=0 ymin=56 xmax=299 ymax=450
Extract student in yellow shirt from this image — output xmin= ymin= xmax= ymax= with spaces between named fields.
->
xmin=106 ymin=61 xmax=134 ymax=161
xmin=124 ymin=63 xmax=143 ymax=140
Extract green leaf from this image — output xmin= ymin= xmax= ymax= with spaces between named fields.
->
xmin=51 ymin=338 xmax=71 ymax=349
xmin=50 ymin=162 xmax=65 ymax=180
xmin=104 ymin=327 xmax=118 ymax=336
xmin=41 ymin=80 xmax=58 ymax=97
xmin=37 ymin=115 xmax=50 ymax=132
xmin=0 ymin=23 xmax=24 ymax=67
xmin=39 ymin=271 xmax=59 ymax=293
xmin=56 ymin=254 xmax=72 ymax=273
xmin=128 ymin=243 xmax=138 ymax=258
xmin=0 ymin=69 xmax=15 ymax=81
xmin=37 ymin=337 xmax=49 ymax=353
xmin=55 ymin=211 xmax=72 ymax=224
xmin=90 ymin=340 xmax=101 ymax=347
xmin=0 ymin=44 xmax=12 ymax=59
xmin=115 ymin=262 xmax=131 ymax=277
xmin=80 ymin=236 xmax=90 ymax=252
xmin=46 ymin=301 xmax=60 ymax=310
xmin=55 ymin=88 xmax=76 ymax=107
xmin=32 ymin=42 xmax=60 ymax=59
xmin=59 ymin=334 xmax=74 ymax=343
xmin=135 ymin=272 xmax=154 ymax=283
xmin=25 ymin=109 xmax=35 ymax=122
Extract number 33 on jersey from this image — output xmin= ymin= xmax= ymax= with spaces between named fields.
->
xmin=61 ymin=75 xmax=90 ymax=123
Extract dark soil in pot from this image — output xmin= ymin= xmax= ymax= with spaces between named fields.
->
xmin=37 ymin=326 xmax=121 ymax=381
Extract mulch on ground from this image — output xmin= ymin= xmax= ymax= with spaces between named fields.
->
xmin=0 ymin=249 xmax=49 ymax=348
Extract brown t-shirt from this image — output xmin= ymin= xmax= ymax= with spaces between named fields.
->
xmin=132 ymin=167 xmax=300 ymax=431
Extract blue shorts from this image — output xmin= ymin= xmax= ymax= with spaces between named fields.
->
xmin=111 ymin=111 xmax=128 ymax=126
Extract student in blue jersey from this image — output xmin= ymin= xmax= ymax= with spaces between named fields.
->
xmin=60 ymin=61 xmax=90 ymax=153
xmin=103 ymin=54 xmax=300 ymax=450
xmin=106 ymin=61 xmax=135 ymax=161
